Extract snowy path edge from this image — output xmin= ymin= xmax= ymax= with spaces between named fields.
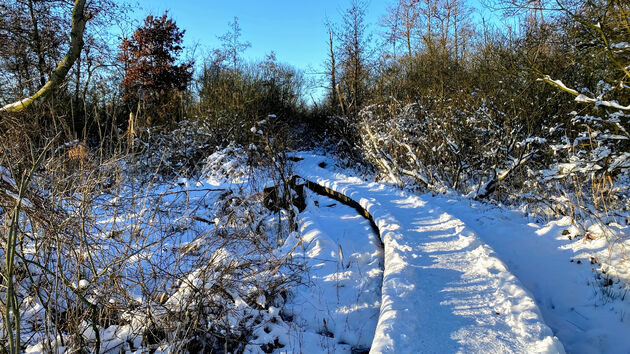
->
xmin=293 ymin=153 xmax=565 ymax=354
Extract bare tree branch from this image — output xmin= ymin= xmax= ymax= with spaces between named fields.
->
xmin=1 ymin=0 xmax=90 ymax=113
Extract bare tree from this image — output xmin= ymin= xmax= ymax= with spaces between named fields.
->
xmin=217 ymin=17 xmax=251 ymax=70
xmin=433 ymin=0 xmax=473 ymax=61
xmin=0 ymin=0 xmax=66 ymax=100
xmin=325 ymin=18 xmax=344 ymax=114
xmin=338 ymin=0 xmax=371 ymax=116
xmin=1 ymin=0 xmax=90 ymax=113
xmin=26 ymin=0 xmax=47 ymax=87
xmin=419 ymin=0 xmax=438 ymax=51
xmin=382 ymin=0 xmax=421 ymax=59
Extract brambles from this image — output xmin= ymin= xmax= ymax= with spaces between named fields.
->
xmin=0 ymin=126 xmax=300 ymax=351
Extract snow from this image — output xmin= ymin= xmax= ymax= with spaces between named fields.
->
xmin=283 ymin=189 xmax=383 ymax=352
xmin=540 ymin=75 xmax=630 ymax=111
xmin=575 ymin=94 xmax=630 ymax=111
xmin=611 ymin=42 xmax=630 ymax=49
xmin=293 ymin=153 xmax=564 ymax=353
xmin=0 ymin=166 xmax=17 ymax=188
xmin=201 ymin=145 xmax=251 ymax=185
xmin=0 ymin=97 xmax=29 ymax=111
xmin=540 ymin=76 xmax=579 ymax=96
xmin=430 ymin=201 xmax=630 ymax=353
xmin=520 ymin=136 xmax=547 ymax=145
xmin=5 ymin=190 xmax=34 ymax=208
xmin=53 ymin=139 xmax=81 ymax=154
xmin=15 ymin=147 xmax=630 ymax=353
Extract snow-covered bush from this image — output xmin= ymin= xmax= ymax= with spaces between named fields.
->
xmin=357 ymin=96 xmax=629 ymax=237
xmin=0 ymin=113 xmax=302 ymax=352
xmin=522 ymin=110 xmax=629 ymax=227
xmin=112 ymin=187 xmax=298 ymax=353
xmin=355 ymin=1 xmax=630 ymax=242
xmin=527 ymin=0 xmax=630 ymax=236
xmin=358 ymin=99 xmax=542 ymax=197
xmin=131 ymin=119 xmax=220 ymax=180
xmin=201 ymin=144 xmax=252 ymax=185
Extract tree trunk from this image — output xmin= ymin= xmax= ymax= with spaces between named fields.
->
xmin=27 ymin=0 xmax=47 ymax=87
xmin=328 ymin=26 xmax=338 ymax=109
xmin=2 ymin=0 xmax=90 ymax=113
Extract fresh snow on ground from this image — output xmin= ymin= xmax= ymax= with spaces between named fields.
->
xmin=18 ymin=148 xmax=630 ymax=353
xmin=292 ymin=152 xmax=630 ymax=353
xmin=433 ymin=199 xmax=630 ymax=354
xmin=293 ymin=152 xmax=565 ymax=353
xmin=282 ymin=189 xmax=383 ymax=352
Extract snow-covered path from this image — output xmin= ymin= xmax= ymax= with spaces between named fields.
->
xmin=294 ymin=153 xmax=564 ymax=353
xmin=283 ymin=188 xmax=383 ymax=353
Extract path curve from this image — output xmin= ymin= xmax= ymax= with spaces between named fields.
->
xmin=294 ymin=153 xmax=565 ymax=354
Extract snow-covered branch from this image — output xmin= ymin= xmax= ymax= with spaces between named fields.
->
xmin=539 ymin=75 xmax=630 ymax=111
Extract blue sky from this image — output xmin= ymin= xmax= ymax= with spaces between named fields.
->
xmin=134 ymin=1 xmax=388 ymax=73
xmin=130 ymin=1 xmax=500 ymax=99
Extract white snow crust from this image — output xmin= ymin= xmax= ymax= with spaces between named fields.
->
xmin=294 ymin=153 xmax=564 ymax=353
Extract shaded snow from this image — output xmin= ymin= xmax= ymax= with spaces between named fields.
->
xmin=283 ymin=189 xmax=383 ymax=352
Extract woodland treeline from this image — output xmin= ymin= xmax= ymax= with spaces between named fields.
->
xmin=0 ymin=0 xmax=627 ymax=228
